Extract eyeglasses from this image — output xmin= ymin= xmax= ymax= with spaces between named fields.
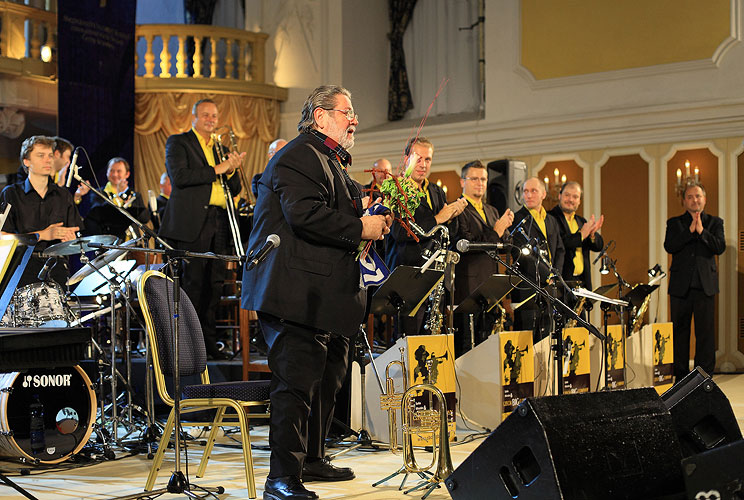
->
xmin=324 ymin=108 xmax=358 ymax=122
xmin=464 ymin=177 xmax=488 ymax=183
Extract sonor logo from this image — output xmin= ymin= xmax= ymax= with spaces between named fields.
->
xmin=22 ymin=374 xmax=72 ymax=388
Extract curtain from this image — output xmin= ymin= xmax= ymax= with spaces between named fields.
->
xmin=402 ymin=0 xmax=481 ymax=119
xmin=133 ymin=92 xmax=280 ymax=205
xmin=387 ymin=0 xmax=418 ymax=121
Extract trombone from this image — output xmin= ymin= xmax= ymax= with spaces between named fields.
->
xmin=212 ymin=126 xmax=248 ymax=256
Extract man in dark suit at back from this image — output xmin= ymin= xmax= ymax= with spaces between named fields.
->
xmin=508 ymin=177 xmax=565 ymax=341
xmin=242 ymin=85 xmax=391 ymax=500
xmin=664 ymin=182 xmax=725 ymax=381
xmin=452 ymin=160 xmax=513 ymax=354
xmin=548 ymin=180 xmax=604 ymax=291
xmin=159 ymin=98 xmax=245 ymax=359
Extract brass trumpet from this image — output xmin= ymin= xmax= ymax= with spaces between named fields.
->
xmin=380 ymin=348 xmax=407 ymax=454
xmin=212 ymin=127 xmax=247 ymax=256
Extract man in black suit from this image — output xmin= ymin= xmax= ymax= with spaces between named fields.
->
xmin=159 ymin=98 xmax=245 ymax=359
xmin=453 ymin=160 xmax=513 ymax=354
xmin=242 ymin=85 xmax=390 ymax=500
xmin=384 ymin=138 xmax=467 ymax=336
xmin=508 ymin=177 xmax=565 ymax=341
xmin=548 ymin=180 xmax=604 ymax=290
xmin=664 ymin=182 xmax=725 ymax=381
xmin=84 ymin=157 xmax=150 ymax=241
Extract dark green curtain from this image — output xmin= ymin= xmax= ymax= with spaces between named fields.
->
xmin=388 ymin=0 xmax=417 ymax=121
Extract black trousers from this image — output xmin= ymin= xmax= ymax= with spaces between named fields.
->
xmin=670 ymin=288 xmax=715 ymax=381
xmin=258 ymin=312 xmax=351 ymax=478
xmin=172 ymin=206 xmax=229 ymax=354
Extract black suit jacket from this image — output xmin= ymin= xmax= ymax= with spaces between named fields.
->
xmin=664 ymin=211 xmax=725 ymax=297
xmin=508 ymin=206 xmax=565 ymax=289
xmin=547 ymin=205 xmax=604 ymax=289
xmin=159 ymin=130 xmax=241 ymax=243
xmin=452 ymin=200 xmax=503 ymax=303
xmin=84 ymin=187 xmax=150 ymax=240
xmin=385 ymin=181 xmax=456 ymax=270
xmin=241 ymin=133 xmax=366 ymax=337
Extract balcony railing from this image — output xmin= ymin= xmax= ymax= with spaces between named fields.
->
xmin=0 ymin=1 xmax=56 ymax=77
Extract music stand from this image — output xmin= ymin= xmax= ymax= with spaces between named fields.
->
xmin=371 ymin=265 xmax=443 ymax=337
xmin=454 ymin=274 xmax=520 ymax=351
xmin=623 ymin=284 xmax=659 ymax=310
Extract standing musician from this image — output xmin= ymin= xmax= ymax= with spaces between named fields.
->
xmin=508 ymin=177 xmax=564 ymax=341
xmin=452 ymin=160 xmax=513 ymax=355
xmin=83 ymin=157 xmax=150 ymax=241
xmin=0 ymin=135 xmax=83 ymax=287
xmin=159 ymin=98 xmax=245 ymax=360
xmin=548 ymin=181 xmax=604 ymax=291
xmin=664 ymin=182 xmax=724 ymax=381
xmin=242 ymin=85 xmax=390 ymax=500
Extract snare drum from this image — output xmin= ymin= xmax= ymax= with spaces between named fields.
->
xmin=0 ymin=365 xmax=96 ymax=464
xmin=1 ymin=282 xmax=76 ymax=328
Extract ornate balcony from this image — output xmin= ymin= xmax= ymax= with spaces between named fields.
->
xmin=0 ymin=1 xmax=56 ymax=80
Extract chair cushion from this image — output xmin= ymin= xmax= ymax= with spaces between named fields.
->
xmin=183 ymin=379 xmax=271 ymax=401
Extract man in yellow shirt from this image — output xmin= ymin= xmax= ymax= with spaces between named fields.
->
xmin=159 ymin=98 xmax=245 ymax=359
xmin=508 ymin=177 xmax=565 ymax=340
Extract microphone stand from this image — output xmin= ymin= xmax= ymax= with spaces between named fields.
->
xmin=482 ymin=246 xmax=603 ymax=396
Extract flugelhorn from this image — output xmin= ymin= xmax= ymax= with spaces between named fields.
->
xmin=212 ymin=128 xmax=245 ymax=256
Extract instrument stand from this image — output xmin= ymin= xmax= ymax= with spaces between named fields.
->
xmin=329 ymin=325 xmax=387 ymax=458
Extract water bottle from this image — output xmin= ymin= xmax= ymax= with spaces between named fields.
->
xmin=29 ymin=395 xmax=45 ymax=456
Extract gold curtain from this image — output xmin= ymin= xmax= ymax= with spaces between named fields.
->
xmin=133 ymin=92 xmax=281 ymax=203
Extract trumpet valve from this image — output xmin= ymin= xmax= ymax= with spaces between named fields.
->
xmin=380 ymin=392 xmax=403 ymax=411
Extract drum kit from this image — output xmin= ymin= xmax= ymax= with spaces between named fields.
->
xmin=0 ymin=234 xmax=163 ymax=466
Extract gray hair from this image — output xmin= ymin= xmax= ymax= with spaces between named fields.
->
xmin=297 ymin=85 xmax=352 ymax=133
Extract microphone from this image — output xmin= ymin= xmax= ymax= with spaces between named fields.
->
xmin=245 ymin=234 xmax=280 ymax=271
xmin=37 ymin=257 xmax=58 ymax=281
xmin=456 ymin=239 xmax=506 ymax=253
xmin=66 ymin=150 xmax=79 ymax=188
xmin=508 ymin=216 xmax=527 ymax=238
xmin=592 ymin=240 xmax=613 ymax=265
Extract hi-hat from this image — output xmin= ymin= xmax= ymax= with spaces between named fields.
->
xmin=43 ymin=235 xmax=117 ymax=257
xmin=66 ymin=238 xmax=142 ymax=285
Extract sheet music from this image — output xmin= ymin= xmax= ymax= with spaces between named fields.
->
xmin=0 ymin=203 xmax=10 ymax=233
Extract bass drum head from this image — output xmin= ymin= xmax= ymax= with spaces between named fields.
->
xmin=0 ymin=365 xmax=96 ymax=464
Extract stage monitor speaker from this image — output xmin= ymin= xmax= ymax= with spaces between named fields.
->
xmin=486 ymin=159 xmax=526 ymax=215
xmin=661 ymin=367 xmax=743 ymax=457
xmin=682 ymin=439 xmax=744 ymax=500
xmin=445 ymin=388 xmax=685 ymax=500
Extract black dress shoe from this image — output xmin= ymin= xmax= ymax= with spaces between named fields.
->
xmin=302 ymin=458 xmax=355 ymax=482
xmin=264 ymin=476 xmax=317 ymax=500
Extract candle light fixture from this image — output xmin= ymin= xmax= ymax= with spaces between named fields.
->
xmin=675 ymin=160 xmax=701 ymax=198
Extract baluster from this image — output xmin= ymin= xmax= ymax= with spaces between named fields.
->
xmin=224 ymin=38 xmax=234 ymax=79
xmin=176 ymin=35 xmax=186 ymax=77
xmin=144 ymin=34 xmax=155 ymax=77
xmin=237 ymin=39 xmax=246 ymax=80
xmin=29 ymin=19 xmax=41 ymax=59
xmin=193 ymin=36 xmax=203 ymax=78
xmin=47 ymin=21 xmax=56 ymax=63
xmin=209 ymin=38 xmax=217 ymax=78
xmin=159 ymin=34 xmax=171 ymax=78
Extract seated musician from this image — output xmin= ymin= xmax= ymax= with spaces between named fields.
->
xmin=81 ymin=157 xmax=150 ymax=241
xmin=0 ymin=135 xmax=83 ymax=288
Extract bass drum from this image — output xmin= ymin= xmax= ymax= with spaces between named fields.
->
xmin=0 ymin=365 xmax=96 ymax=464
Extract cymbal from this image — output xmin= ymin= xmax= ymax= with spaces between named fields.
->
xmin=67 ymin=238 xmax=142 ymax=285
xmin=43 ymin=235 xmax=118 ymax=257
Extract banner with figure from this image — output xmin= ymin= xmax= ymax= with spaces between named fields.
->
xmin=562 ymin=327 xmax=590 ymax=393
xmin=604 ymin=324 xmax=626 ymax=388
xmin=500 ymin=330 xmax=534 ymax=420
xmin=652 ymin=322 xmax=674 ymax=393
xmin=405 ymin=334 xmax=456 ymax=446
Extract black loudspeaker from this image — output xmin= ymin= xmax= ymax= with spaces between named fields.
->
xmin=486 ymin=159 xmax=527 ymax=215
xmin=661 ymin=367 xmax=742 ymax=457
xmin=445 ymin=388 xmax=685 ymax=500
xmin=682 ymin=439 xmax=744 ymax=500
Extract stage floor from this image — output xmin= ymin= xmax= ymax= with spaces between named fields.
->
xmin=2 ymin=373 xmax=744 ymax=500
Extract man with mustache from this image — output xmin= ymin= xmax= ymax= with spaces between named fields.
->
xmin=242 ymin=85 xmax=391 ymax=500
xmin=664 ymin=182 xmax=725 ymax=381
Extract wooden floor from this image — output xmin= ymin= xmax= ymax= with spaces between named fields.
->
xmin=2 ymin=373 xmax=744 ymax=500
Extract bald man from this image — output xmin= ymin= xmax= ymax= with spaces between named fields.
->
xmin=364 ymin=158 xmax=392 ymax=201
xmin=508 ymin=177 xmax=564 ymax=341
xmin=267 ymin=138 xmax=288 ymax=160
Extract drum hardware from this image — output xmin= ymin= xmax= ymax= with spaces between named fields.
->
xmin=42 ymin=235 xmax=118 ymax=257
